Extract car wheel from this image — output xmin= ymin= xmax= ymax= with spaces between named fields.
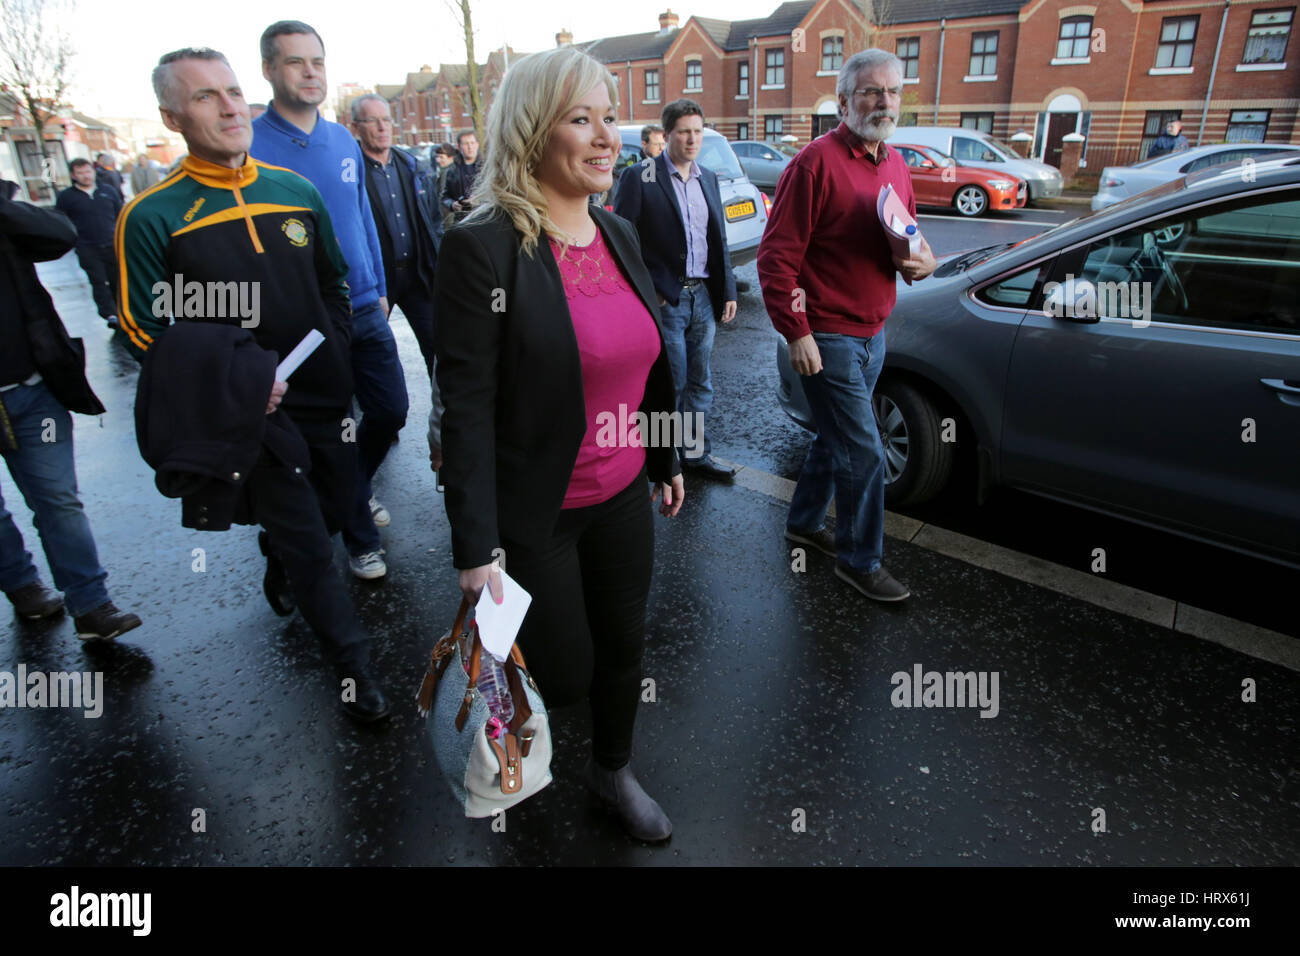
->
xmin=874 ymin=381 xmax=955 ymax=507
xmin=953 ymin=185 xmax=989 ymax=217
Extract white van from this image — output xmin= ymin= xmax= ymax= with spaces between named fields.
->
xmin=888 ymin=126 xmax=1063 ymax=203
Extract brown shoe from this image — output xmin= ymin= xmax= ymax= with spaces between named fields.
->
xmin=835 ymin=563 xmax=910 ymax=602
xmin=785 ymin=524 xmax=836 ymax=557
xmin=6 ymin=582 xmax=64 ymax=620
xmin=74 ymin=602 xmax=142 ymax=642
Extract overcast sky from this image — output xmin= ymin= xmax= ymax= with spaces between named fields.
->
xmin=66 ymin=0 xmax=768 ymax=118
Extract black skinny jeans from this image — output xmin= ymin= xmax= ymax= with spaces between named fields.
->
xmin=502 ymin=469 xmax=654 ymax=771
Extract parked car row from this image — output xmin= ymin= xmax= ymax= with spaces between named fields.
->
xmin=775 ymin=155 xmax=1300 ymax=569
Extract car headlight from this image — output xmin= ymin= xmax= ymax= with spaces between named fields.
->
xmin=987 ymin=180 xmax=1015 ymax=189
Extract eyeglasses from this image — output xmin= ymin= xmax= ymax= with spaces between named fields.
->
xmin=356 ymin=117 xmax=393 ymax=128
xmin=853 ymin=86 xmax=903 ymax=100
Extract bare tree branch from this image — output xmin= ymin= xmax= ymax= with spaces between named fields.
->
xmin=0 ymin=0 xmax=76 ymax=173
xmin=442 ymin=0 xmax=483 ymax=139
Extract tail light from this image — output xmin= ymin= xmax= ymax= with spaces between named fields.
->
xmin=761 ymin=192 xmax=772 ymax=216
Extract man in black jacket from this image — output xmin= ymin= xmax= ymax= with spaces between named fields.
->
xmin=56 ymin=158 xmax=122 ymax=329
xmin=0 ymin=182 xmax=141 ymax=640
xmin=442 ymin=130 xmax=482 ymax=223
xmin=352 ymin=94 xmax=443 ymax=378
xmin=613 ymin=98 xmax=738 ymax=481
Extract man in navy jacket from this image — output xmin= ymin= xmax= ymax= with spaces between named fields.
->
xmin=614 ymin=99 xmax=737 ymax=481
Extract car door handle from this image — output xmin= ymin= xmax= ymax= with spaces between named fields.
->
xmin=1260 ymin=378 xmax=1300 ymax=407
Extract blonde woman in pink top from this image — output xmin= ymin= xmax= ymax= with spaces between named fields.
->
xmin=434 ymin=47 xmax=685 ymax=842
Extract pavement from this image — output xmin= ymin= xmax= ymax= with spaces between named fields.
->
xmin=1 ymin=251 xmax=1296 ymax=866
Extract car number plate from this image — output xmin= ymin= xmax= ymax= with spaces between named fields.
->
xmin=726 ymin=200 xmax=756 ymax=221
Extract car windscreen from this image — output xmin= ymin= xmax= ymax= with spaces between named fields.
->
xmin=916 ymin=145 xmax=956 ymax=167
xmin=698 ymin=137 xmax=745 ymax=180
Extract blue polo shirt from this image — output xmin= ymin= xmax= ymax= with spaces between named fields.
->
xmin=251 ymin=103 xmax=387 ymax=308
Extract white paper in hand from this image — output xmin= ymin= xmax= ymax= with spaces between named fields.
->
xmin=474 ymin=565 xmax=532 ymax=662
xmin=275 ymin=329 xmax=325 ymax=381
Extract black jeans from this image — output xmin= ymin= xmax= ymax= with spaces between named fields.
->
xmin=502 ymin=470 xmax=654 ymax=771
xmin=75 ymin=244 xmax=118 ymax=319
xmin=250 ymin=417 xmax=368 ymax=671
xmin=387 ymin=264 xmax=436 ymax=378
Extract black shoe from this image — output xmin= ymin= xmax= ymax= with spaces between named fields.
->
xmin=834 ymin=562 xmax=910 ymax=602
xmin=6 ymin=582 xmax=65 ymax=620
xmin=74 ymin=602 xmax=142 ymax=641
xmin=258 ymin=532 xmax=294 ymax=617
xmin=584 ymin=759 xmax=673 ymax=842
xmin=681 ymin=454 xmax=736 ymax=482
xmin=337 ymin=667 xmax=391 ymax=722
xmin=785 ymin=523 xmax=836 ymax=557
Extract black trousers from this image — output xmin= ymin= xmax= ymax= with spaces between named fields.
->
xmin=75 ymin=244 xmax=119 ymax=319
xmin=502 ymin=470 xmax=654 ymax=770
xmin=387 ymin=263 xmax=436 ymax=377
xmin=248 ymin=416 xmax=368 ymax=671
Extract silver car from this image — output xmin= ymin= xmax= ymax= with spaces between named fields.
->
xmin=776 ymin=156 xmax=1300 ymax=568
xmin=730 ymin=140 xmax=792 ymax=192
xmin=612 ymin=125 xmax=769 ymax=266
xmin=1091 ymin=143 xmax=1300 ymax=210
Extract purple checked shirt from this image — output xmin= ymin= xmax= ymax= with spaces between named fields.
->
xmin=669 ymin=160 xmax=711 ymax=280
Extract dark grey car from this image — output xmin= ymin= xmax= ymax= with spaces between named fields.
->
xmin=776 ymin=156 xmax=1300 ymax=568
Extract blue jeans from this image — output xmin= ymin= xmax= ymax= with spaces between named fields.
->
xmin=0 ymin=381 xmax=111 ymax=615
xmin=342 ymin=300 xmax=409 ymax=555
xmin=658 ymin=283 xmax=716 ymax=460
xmin=787 ymin=331 xmax=887 ymax=573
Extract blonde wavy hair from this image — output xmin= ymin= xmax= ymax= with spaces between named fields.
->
xmin=465 ymin=47 xmax=620 ymax=257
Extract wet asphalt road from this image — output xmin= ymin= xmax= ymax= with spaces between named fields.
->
xmin=1 ymin=224 xmax=1296 ymax=866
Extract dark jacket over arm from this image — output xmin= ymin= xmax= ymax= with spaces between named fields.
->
xmin=434 ymin=205 xmax=679 ymax=570
xmin=0 ymin=194 xmax=104 ymax=415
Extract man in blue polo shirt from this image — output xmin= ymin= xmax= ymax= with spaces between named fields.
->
xmin=251 ymin=19 xmax=407 ymax=582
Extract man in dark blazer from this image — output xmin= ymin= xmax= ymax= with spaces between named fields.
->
xmin=353 ymin=94 xmax=443 ymax=379
xmin=613 ymin=98 xmax=737 ymax=481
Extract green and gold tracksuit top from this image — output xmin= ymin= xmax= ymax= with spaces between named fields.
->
xmin=115 ymin=153 xmax=355 ymax=421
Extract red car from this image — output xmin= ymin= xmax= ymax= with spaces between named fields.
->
xmin=893 ymin=143 xmax=1026 ymax=217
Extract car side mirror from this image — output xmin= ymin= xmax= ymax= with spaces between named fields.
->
xmin=920 ymin=159 xmax=937 ymax=169
xmin=1043 ymin=278 xmax=1101 ymax=323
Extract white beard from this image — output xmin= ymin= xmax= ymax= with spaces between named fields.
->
xmin=846 ymin=108 xmax=898 ymax=143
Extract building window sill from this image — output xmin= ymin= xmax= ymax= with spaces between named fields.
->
xmin=903 ymin=77 xmax=920 ymax=85
xmin=683 ymin=87 xmax=703 ymax=94
xmin=642 ymin=99 xmax=661 ymax=105
xmin=1050 ymin=56 xmax=1091 ymax=65
xmin=1236 ymin=62 xmax=1286 ymax=71
xmin=815 ymin=69 xmax=839 ymax=76
xmin=735 ymin=94 xmax=750 ymax=100
xmin=1149 ymin=66 xmax=1193 ymax=75
xmin=963 ymin=74 xmax=997 ymax=82
xmin=760 ymin=84 xmax=786 ymax=90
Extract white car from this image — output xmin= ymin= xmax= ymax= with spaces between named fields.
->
xmin=611 ymin=125 xmax=769 ymax=266
xmin=1091 ymin=143 xmax=1300 ymax=210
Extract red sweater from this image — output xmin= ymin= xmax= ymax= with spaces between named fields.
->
xmin=758 ymin=123 xmax=917 ymax=342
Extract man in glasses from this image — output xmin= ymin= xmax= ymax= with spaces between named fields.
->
xmin=758 ymin=48 xmax=936 ymax=603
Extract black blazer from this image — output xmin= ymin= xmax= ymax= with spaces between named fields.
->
xmin=612 ymin=151 xmax=737 ymax=320
xmin=433 ymin=204 xmax=679 ymax=570
xmin=363 ymin=148 xmax=443 ymax=294
xmin=0 ymin=193 xmax=104 ymax=417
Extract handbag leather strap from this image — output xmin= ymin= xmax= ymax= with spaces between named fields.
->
xmin=416 ymin=596 xmax=472 ymax=715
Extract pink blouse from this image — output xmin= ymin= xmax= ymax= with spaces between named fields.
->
xmin=550 ymin=228 xmax=662 ymax=509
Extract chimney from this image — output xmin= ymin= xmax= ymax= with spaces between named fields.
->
xmin=659 ymin=9 xmax=679 ymax=33
xmin=556 ymin=28 xmax=573 ymax=47
xmin=420 ymin=64 xmax=433 ymax=73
